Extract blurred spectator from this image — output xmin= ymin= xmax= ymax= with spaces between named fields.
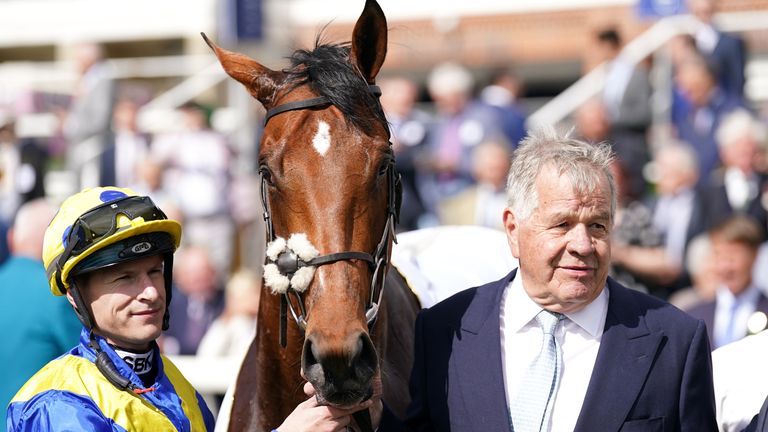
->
xmin=609 ymin=159 xmax=663 ymax=294
xmin=673 ymin=53 xmax=747 ymax=183
xmin=687 ymin=0 xmax=747 ymax=99
xmin=0 ymin=112 xmax=22 ymax=224
xmin=420 ymin=62 xmax=504 ymax=213
xmin=98 ymin=98 xmax=149 ymax=188
xmin=0 ymin=199 xmax=81 ymax=427
xmin=437 ymin=139 xmax=510 ymax=230
xmin=379 ymin=76 xmax=432 ymax=231
xmin=130 ymin=157 xmax=177 ymax=213
xmin=0 ymin=112 xmax=47 ymax=224
xmin=152 ymin=102 xmax=235 ymax=278
xmin=594 ymin=28 xmax=652 ymax=158
xmin=575 ymin=98 xmax=649 ymax=201
xmin=63 ymin=42 xmax=115 ymax=186
xmin=688 ymin=216 xmax=768 ymax=350
xmin=667 ymin=34 xmax=700 ymax=129
xmin=699 ymin=109 xmax=768 ymax=236
xmin=197 ymin=269 xmax=260 ymax=359
xmin=668 ymin=232 xmax=718 ymax=311
xmin=479 ymin=67 xmax=527 ymax=148
xmin=163 ymin=245 xmax=224 ymax=355
xmin=644 ymin=142 xmax=704 ymax=298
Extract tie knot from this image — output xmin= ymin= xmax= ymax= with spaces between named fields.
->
xmin=535 ymin=310 xmax=563 ymax=334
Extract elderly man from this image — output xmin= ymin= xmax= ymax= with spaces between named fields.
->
xmin=699 ymin=109 xmax=768 ymax=236
xmin=402 ymin=129 xmax=716 ymax=431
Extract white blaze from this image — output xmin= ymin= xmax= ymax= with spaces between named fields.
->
xmin=312 ymin=120 xmax=331 ymax=156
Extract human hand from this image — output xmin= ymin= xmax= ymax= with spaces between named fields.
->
xmin=368 ymin=374 xmax=384 ymax=429
xmin=275 ymin=382 xmax=376 ymax=432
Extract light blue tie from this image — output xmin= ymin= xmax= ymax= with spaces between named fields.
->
xmin=510 ymin=310 xmax=564 ymax=432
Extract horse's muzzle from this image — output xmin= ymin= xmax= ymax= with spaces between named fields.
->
xmin=302 ymin=330 xmax=378 ymax=407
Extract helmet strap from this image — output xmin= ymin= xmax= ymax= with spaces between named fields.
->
xmin=162 ymin=253 xmax=173 ymax=331
xmin=89 ymin=331 xmax=138 ymax=393
xmin=70 ymin=281 xmax=136 ymax=390
xmin=71 ymin=275 xmax=161 ymax=395
xmin=69 ymin=281 xmax=95 ymax=330
xmin=55 ymin=239 xmax=79 ymax=295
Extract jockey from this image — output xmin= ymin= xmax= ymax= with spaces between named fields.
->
xmin=5 ymin=186 xmax=378 ymax=431
xmin=6 ymin=187 xmax=215 ymax=431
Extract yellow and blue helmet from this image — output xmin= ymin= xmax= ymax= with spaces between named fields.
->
xmin=43 ymin=186 xmax=182 ymax=296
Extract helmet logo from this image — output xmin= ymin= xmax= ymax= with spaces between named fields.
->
xmin=131 ymin=242 xmax=153 ymax=254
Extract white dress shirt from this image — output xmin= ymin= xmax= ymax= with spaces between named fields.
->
xmin=500 ymin=273 xmax=609 ymax=432
xmin=713 ymin=285 xmax=762 ymax=349
xmin=724 ymin=168 xmax=758 ymax=212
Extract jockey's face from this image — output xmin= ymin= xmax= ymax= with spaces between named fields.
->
xmin=72 ymin=254 xmax=166 ymax=351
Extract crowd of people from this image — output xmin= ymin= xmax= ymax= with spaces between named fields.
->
xmin=2 ymin=0 xmax=768 ymax=429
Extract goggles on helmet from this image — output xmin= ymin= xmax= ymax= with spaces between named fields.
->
xmin=60 ymin=195 xmax=168 ymax=262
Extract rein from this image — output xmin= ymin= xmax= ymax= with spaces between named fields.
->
xmin=259 ymin=84 xmax=399 ymax=348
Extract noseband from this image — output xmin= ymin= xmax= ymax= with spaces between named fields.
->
xmin=259 ymin=84 xmax=400 ymax=347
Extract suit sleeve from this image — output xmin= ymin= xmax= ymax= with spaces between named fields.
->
xmin=679 ymin=320 xmax=718 ymax=432
xmin=403 ymin=311 xmax=433 ymax=432
xmin=730 ymin=36 xmax=747 ymax=97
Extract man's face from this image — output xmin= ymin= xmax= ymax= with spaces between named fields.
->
xmin=74 ymin=254 xmax=166 ymax=351
xmin=504 ymin=165 xmax=612 ymax=313
xmin=712 ymin=239 xmax=756 ymax=295
xmin=676 ymin=65 xmax=714 ymax=108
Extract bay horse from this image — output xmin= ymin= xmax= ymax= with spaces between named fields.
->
xmin=203 ymin=0 xmax=420 ymax=429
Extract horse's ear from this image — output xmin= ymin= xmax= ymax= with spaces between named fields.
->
xmin=350 ymin=0 xmax=387 ymax=84
xmin=201 ymin=33 xmax=284 ymax=107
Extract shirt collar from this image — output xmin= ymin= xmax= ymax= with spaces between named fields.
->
xmin=505 ymin=272 xmax=609 ymax=337
xmin=716 ymin=284 xmax=761 ymax=308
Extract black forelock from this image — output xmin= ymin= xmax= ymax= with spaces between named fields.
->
xmin=283 ymin=37 xmax=387 ymax=133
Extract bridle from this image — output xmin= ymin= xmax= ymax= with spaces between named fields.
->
xmin=259 ymin=84 xmax=401 ymax=347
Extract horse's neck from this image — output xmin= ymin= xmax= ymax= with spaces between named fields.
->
xmin=230 ymin=293 xmax=306 ymax=430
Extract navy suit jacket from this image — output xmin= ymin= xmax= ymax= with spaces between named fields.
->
xmin=698 ymin=169 xmax=768 ymax=238
xmin=744 ymin=393 xmax=768 ymax=432
xmin=403 ymin=270 xmax=717 ymax=432
xmin=707 ymin=32 xmax=747 ymax=98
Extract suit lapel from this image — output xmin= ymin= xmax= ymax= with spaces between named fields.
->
xmin=574 ymin=280 xmax=664 ymax=432
xmin=453 ymin=270 xmax=515 ymax=432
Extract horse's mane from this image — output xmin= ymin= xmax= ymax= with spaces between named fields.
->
xmin=284 ymin=36 xmax=387 ymax=133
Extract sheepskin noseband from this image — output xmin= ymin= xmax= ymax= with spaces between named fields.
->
xmin=263 ymin=233 xmax=320 ymax=294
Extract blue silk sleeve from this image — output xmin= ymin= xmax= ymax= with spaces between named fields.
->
xmin=7 ymin=390 xmax=126 ymax=432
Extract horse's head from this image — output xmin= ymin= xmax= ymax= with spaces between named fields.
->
xmin=205 ymin=0 xmax=396 ymax=408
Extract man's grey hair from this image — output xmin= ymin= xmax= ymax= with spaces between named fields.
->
xmin=506 ymin=128 xmax=617 ymax=221
xmin=715 ymin=108 xmax=768 ymax=150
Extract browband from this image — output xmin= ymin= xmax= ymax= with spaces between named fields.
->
xmin=264 ymin=85 xmax=382 ymax=124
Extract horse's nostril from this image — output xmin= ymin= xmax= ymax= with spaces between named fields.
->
xmin=348 ymin=335 xmax=364 ymax=367
xmin=355 ymin=333 xmax=378 ymax=374
xmin=302 ymin=338 xmax=319 ymax=370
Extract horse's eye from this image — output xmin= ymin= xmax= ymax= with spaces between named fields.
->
xmin=260 ymin=165 xmax=275 ymax=186
xmin=377 ymin=160 xmax=391 ymax=177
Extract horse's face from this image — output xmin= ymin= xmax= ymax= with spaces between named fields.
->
xmin=205 ymin=0 xmax=391 ymax=408
xmin=262 ymin=94 xmax=391 ymax=406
